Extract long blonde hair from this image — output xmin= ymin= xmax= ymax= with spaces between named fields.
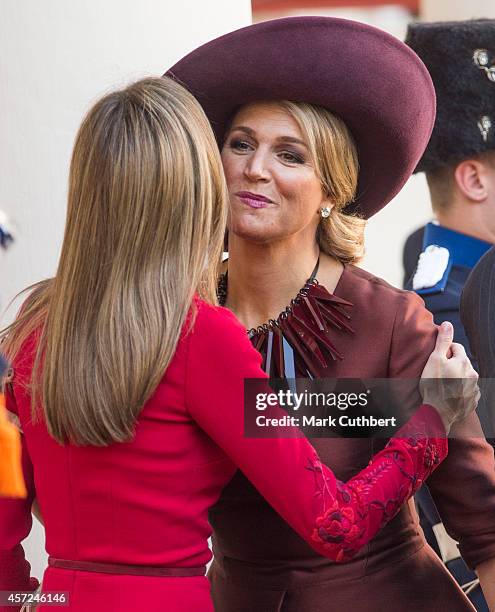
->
xmin=2 ymin=76 xmax=228 ymax=446
xmin=280 ymin=101 xmax=365 ymax=263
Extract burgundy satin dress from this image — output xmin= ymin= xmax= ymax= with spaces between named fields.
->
xmin=209 ymin=265 xmax=495 ymax=612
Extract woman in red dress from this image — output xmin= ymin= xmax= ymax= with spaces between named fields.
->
xmin=166 ymin=17 xmax=495 ymax=612
xmin=0 ymin=76 xmax=475 ymax=612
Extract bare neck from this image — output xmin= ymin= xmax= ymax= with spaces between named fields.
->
xmin=436 ymin=206 xmax=495 ymax=244
xmin=224 ymin=237 xmax=343 ymax=329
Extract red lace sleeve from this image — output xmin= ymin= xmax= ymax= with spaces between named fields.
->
xmin=186 ymin=302 xmax=447 ymax=562
xmin=308 ymin=405 xmax=445 ymax=561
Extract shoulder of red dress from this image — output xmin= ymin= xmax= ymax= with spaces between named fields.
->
xmin=189 ymin=297 xmax=245 ymax=337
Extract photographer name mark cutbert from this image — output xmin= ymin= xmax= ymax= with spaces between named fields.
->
xmin=255 ymin=415 xmax=398 ymax=428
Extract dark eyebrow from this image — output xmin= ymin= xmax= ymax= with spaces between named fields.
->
xmin=228 ymin=126 xmax=308 ymax=148
xmin=229 ymin=125 xmax=255 ymax=136
xmin=277 ymin=136 xmax=308 ymax=148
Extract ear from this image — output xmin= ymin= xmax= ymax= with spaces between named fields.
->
xmin=454 ymin=159 xmax=489 ymax=203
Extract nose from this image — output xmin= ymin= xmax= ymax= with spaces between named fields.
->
xmin=243 ymin=149 xmax=270 ymax=182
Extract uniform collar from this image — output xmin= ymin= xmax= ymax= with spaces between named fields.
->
xmin=412 ymin=222 xmax=492 ymax=295
xmin=423 ymin=222 xmax=492 ymax=268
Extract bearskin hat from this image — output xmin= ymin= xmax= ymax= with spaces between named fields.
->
xmin=406 ymin=19 xmax=495 ymax=173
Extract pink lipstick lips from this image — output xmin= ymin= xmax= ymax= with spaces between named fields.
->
xmin=236 ymin=191 xmax=273 ymax=209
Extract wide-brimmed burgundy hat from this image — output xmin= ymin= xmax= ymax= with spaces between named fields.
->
xmin=166 ymin=16 xmax=436 ymax=219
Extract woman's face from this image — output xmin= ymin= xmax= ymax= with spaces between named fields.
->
xmin=221 ymin=101 xmax=329 ymax=244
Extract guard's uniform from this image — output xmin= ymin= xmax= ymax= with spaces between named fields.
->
xmin=404 ymin=226 xmax=493 ymax=612
xmin=404 ymin=19 xmax=495 ymax=611
xmin=405 ymin=222 xmax=492 ymax=370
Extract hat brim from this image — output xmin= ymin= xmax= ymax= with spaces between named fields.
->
xmin=166 ymin=16 xmax=436 ymax=219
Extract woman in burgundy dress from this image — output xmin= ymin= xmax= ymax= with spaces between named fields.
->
xmin=167 ymin=17 xmax=495 ymax=612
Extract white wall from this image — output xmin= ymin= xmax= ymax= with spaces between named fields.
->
xmin=0 ymin=0 xmax=252 ymax=320
xmin=1 ymin=0 xmax=251 ymax=580
xmin=421 ymin=0 xmax=495 ymax=21
xmin=363 ymin=174 xmax=432 ymax=286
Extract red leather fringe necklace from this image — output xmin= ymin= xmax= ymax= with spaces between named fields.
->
xmin=217 ymin=258 xmax=354 ymax=379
